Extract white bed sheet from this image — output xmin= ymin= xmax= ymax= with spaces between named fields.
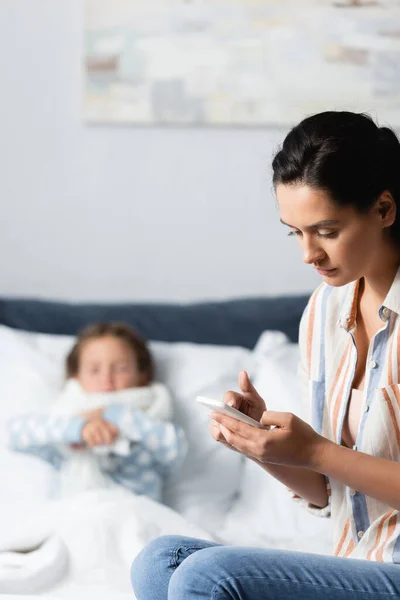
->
xmin=0 ymin=488 xmax=216 ymax=598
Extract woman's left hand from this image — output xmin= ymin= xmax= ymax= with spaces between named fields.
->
xmin=210 ymin=410 xmax=326 ymax=469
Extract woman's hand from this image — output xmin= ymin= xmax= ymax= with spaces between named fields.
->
xmin=209 ymin=370 xmax=265 ymax=453
xmin=82 ymin=418 xmax=119 ymax=447
xmin=209 ymin=371 xmax=327 ymax=469
xmin=223 ymin=370 xmax=266 ymax=422
xmin=211 ymin=410 xmax=327 ymax=469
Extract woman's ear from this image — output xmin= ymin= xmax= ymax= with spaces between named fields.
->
xmin=376 ymin=191 xmax=396 ymax=228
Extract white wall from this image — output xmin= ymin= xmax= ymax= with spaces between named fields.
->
xmin=0 ymin=0 xmax=320 ymax=302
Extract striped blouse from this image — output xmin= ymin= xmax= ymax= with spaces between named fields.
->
xmin=298 ymin=267 xmax=400 ymax=562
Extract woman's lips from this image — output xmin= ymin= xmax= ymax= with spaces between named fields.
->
xmin=315 ymin=267 xmax=338 ymax=277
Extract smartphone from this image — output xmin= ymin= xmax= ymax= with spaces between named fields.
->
xmin=196 ymin=396 xmax=269 ymax=429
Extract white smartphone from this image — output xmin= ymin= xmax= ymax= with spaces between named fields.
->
xmin=196 ymin=396 xmax=269 ymax=429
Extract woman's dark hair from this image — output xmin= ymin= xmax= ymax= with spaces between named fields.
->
xmin=66 ymin=322 xmax=153 ymax=382
xmin=272 ymin=111 xmax=400 ymax=242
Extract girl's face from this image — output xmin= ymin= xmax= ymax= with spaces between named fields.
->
xmin=277 ymin=184 xmax=395 ymax=288
xmin=77 ymin=335 xmax=147 ymax=393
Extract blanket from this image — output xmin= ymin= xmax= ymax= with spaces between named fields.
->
xmin=0 ymin=488 xmax=215 ymax=596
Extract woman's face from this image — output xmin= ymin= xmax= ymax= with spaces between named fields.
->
xmin=276 ymin=184 xmax=392 ymax=288
xmin=77 ymin=336 xmax=146 ymax=393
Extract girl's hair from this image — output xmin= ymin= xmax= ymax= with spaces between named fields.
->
xmin=272 ymin=111 xmax=400 ymax=243
xmin=66 ymin=322 xmax=153 ymax=382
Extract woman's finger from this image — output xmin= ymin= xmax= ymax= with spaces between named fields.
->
xmin=210 ymin=419 xmax=261 ymax=458
xmin=216 ymin=434 xmax=242 ymax=454
xmin=260 ymin=410 xmax=292 ymax=428
xmin=209 ymin=419 xmax=231 ymax=443
xmin=218 ymin=423 xmax=259 ymax=457
xmin=238 ymin=370 xmax=266 ymax=406
xmin=210 ymin=412 xmax=259 ymax=438
xmin=222 ymin=390 xmax=243 ymax=410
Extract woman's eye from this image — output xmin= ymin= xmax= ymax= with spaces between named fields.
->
xmin=316 ymin=231 xmax=337 ymax=239
xmin=287 ymin=230 xmax=337 ymax=239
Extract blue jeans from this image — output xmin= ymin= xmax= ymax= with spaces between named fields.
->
xmin=131 ymin=535 xmax=400 ymax=600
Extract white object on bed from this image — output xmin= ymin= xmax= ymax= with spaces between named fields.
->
xmin=0 ymin=536 xmax=68 ymax=595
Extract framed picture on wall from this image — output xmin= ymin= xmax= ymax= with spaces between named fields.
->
xmin=84 ymin=0 xmax=400 ymax=126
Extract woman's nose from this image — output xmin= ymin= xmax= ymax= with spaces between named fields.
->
xmin=302 ymin=239 xmax=325 ymax=265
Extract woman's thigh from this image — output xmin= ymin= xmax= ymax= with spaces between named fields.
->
xmin=132 ymin=535 xmax=400 ymax=600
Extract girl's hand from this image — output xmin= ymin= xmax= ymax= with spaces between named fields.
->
xmin=70 ymin=443 xmax=85 ymax=450
xmin=223 ymin=370 xmax=266 ymax=422
xmin=210 ymin=410 xmax=327 ymax=470
xmin=82 ymin=418 xmax=119 ymax=447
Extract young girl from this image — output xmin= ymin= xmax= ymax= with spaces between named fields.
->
xmin=8 ymin=322 xmax=186 ymax=501
xmin=132 ymin=112 xmax=400 ymax=599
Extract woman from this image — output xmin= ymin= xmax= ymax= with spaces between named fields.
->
xmin=131 ymin=111 xmax=400 ymax=599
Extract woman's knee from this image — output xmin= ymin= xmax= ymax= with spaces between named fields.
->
xmin=168 ymin=546 xmax=233 ymax=599
xmin=131 ymin=535 xmax=207 ymax=599
xmin=131 ymin=535 xmax=180 ymax=597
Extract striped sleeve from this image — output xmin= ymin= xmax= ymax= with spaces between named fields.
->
xmin=290 ymin=480 xmax=331 ymax=518
xmin=288 ymin=293 xmax=332 ymax=517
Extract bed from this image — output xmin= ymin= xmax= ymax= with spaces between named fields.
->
xmin=0 ymin=294 xmax=333 ymax=599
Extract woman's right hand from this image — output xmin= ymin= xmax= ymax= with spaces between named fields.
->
xmin=209 ymin=370 xmax=266 ymax=451
xmin=223 ymin=370 xmax=266 ymax=422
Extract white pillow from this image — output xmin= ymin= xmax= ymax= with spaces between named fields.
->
xmin=154 ymin=341 xmax=253 ymax=529
xmin=0 ymin=337 xmax=58 ymax=508
xmin=0 ymin=325 xmax=257 ymax=531
xmin=218 ymin=340 xmax=332 ymax=554
xmin=252 ymin=337 xmax=303 ymax=415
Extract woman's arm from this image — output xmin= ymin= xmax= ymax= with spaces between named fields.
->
xmin=210 ymin=367 xmax=330 ymax=510
xmin=210 ymin=420 xmax=329 ymax=509
xmin=213 ymin=409 xmax=400 ymax=511
xmin=253 ymin=460 xmax=328 ymax=508
xmin=313 ymin=439 xmax=400 ymax=511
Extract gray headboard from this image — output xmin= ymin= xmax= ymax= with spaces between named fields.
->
xmin=0 ymin=295 xmax=310 ymax=349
